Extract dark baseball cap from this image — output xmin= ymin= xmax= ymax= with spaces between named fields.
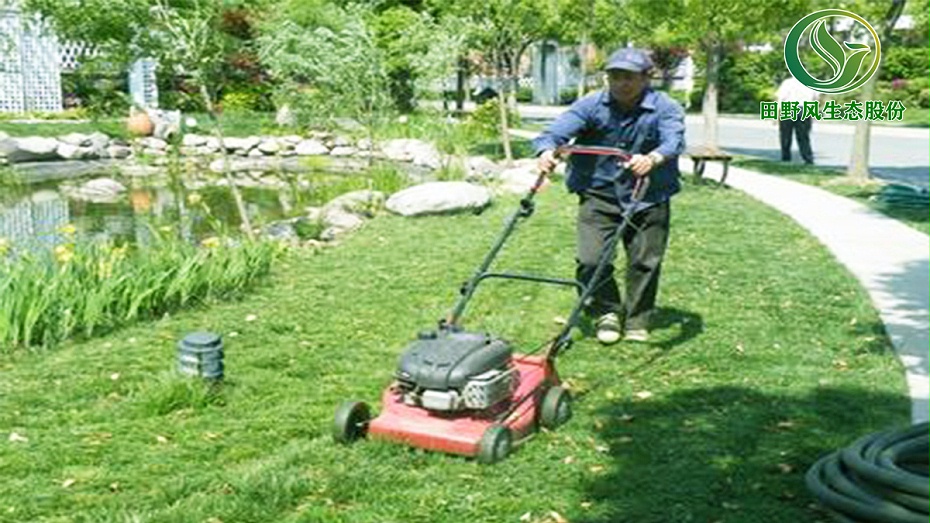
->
xmin=605 ymin=48 xmax=654 ymax=73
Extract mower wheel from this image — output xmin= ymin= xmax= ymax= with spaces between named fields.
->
xmin=333 ymin=400 xmax=371 ymax=444
xmin=540 ymin=385 xmax=572 ymax=429
xmin=477 ymin=424 xmax=512 ymax=464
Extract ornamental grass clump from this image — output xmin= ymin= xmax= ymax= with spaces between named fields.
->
xmin=0 ymin=227 xmax=278 ymax=351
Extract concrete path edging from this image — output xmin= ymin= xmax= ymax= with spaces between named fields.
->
xmin=688 ymin=160 xmax=929 ymax=423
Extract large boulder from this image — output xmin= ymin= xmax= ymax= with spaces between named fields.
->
xmin=323 ymin=189 xmax=385 ymax=217
xmin=294 ymin=139 xmax=329 ymax=156
xmin=56 ymin=142 xmax=96 ymax=160
xmin=0 ymin=137 xmax=61 ymax=162
xmin=319 ymin=190 xmax=385 ymax=240
xmin=386 ymin=182 xmax=492 ymax=217
xmin=58 ymin=132 xmax=92 ymax=147
xmin=496 ymin=162 xmax=548 ymax=195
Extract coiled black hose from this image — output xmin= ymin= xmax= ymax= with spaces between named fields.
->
xmin=806 ymin=422 xmax=928 ymax=522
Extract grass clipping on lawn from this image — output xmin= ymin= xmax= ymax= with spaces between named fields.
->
xmin=0 ymin=181 xmax=910 ymax=523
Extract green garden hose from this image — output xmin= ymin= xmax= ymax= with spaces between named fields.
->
xmin=806 ymin=422 xmax=928 ymax=522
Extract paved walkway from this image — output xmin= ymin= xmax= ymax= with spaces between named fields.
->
xmin=682 ymin=160 xmax=929 ymax=423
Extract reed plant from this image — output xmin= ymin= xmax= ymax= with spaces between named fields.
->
xmin=0 ymin=226 xmax=278 ymax=351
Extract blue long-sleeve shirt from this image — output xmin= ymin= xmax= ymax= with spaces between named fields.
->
xmin=532 ymin=88 xmax=686 ymax=207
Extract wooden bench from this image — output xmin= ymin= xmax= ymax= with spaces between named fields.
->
xmin=686 ymin=146 xmax=733 ymax=186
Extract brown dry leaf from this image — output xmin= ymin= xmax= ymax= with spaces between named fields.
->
xmin=549 ymin=511 xmax=569 ymax=523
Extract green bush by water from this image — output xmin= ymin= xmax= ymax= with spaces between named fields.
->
xmin=0 ymin=230 xmax=279 ymax=351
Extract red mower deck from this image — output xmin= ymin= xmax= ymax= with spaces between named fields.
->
xmin=367 ymin=354 xmax=556 ymax=457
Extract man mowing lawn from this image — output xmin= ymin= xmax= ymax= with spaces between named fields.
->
xmin=534 ymin=47 xmax=686 ymax=345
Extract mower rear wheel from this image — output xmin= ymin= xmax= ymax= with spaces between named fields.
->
xmin=540 ymin=385 xmax=572 ymax=429
xmin=333 ymin=400 xmax=371 ymax=444
xmin=477 ymin=424 xmax=512 ymax=464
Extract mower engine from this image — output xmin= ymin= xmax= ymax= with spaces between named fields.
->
xmin=395 ymin=330 xmax=518 ymax=412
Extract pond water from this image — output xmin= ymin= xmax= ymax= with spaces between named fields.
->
xmin=0 ymin=167 xmax=403 ymax=250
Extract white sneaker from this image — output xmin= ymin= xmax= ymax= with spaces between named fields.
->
xmin=623 ymin=328 xmax=649 ymax=343
xmin=595 ymin=313 xmax=621 ymax=345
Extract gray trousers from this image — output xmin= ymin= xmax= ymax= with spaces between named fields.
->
xmin=576 ymin=187 xmax=670 ymax=330
xmin=779 ymin=118 xmax=813 ymax=163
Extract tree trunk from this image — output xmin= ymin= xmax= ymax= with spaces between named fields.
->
xmin=577 ymin=32 xmax=588 ymax=101
xmin=846 ymin=0 xmax=904 ymax=182
xmin=495 ymin=49 xmax=513 ymax=165
xmin=702 ymin=44 xmax=721 ymax=150
xmin=200 ymin=84 xmax=254 ymax=240
xmin=847 ymin=76 xmax=876 ymax=181
xmin=456 ymin=56 xmax=467 ymax=113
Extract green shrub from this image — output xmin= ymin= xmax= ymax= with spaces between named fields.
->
xmin=61 ymin=60 xmax=131 ymax=118
xmin=467 ymin=98 xmax=521 ymax=136
xmin=220 ymin=90 xmax=262 ymax=113
xmin=880 ymin=47 xmax=930 ymax=81
xmin=919 ymin=89 xmax=930 ymax=109
xmin=559 ymin=87 xmax=579 ymax=105
xmin=718 ymin=50 xmax=784 ymax=113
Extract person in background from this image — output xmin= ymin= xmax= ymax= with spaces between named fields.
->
xmin=534 ymin=48 xmax=685 ymax=344
xmin=776 ymin=75 xmax=820 ymax=164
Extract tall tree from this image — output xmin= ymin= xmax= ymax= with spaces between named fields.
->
xmin=844 ymin=0 xmax=907 ymax=182
xmin=257 ymin=3 xmax=393 ymax=163
xmin=615 ymin=0 xmax=809 ymax=150
xmin=432 ymin=0 xmax=558 ymax=163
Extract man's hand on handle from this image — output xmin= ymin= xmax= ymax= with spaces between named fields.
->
xmin=625 ymin=153 xmax=657 ymax=177
xmin=537 ymin=149 xmax=558 ymax=176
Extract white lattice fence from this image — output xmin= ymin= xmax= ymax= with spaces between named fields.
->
xmin=0 ymin=5 xmax=62 ymax=113
xmin=59 ymin=41 xmax=96 ymax=71
xmin=0 ymin=6 xmax=25 ymax=112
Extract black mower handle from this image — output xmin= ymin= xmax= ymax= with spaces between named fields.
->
xmin=444 ymin=145 xmax=646 ymax=338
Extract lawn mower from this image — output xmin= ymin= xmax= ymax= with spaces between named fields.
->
xmin=333 ymin=145 xmax=645 ymax=463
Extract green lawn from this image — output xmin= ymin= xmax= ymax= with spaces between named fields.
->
xmin=731 ymin=158 xmax=929 ymax=235
xmin=0 ymin=180 xmax=910 ymax=522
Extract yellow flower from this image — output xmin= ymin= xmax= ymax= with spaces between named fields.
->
xmin=186 ymin=192 xmax=203 ymax=206
xmin=54 ymin=244 xmax=75 ymax=264
xmin=97 ymin=259 xmax=114 ymax=279
xmin=201 ymin=236 xmax=221 ymax=249
xmin=58 ymin=223 xmax=77 ymax=236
